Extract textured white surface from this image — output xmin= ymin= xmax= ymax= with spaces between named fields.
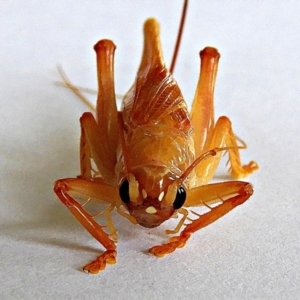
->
xmin=1 ymin=1 xmax=299 ymax=299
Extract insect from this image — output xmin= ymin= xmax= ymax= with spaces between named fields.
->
xmin=54 ymin=0 xmax=258 ymax=274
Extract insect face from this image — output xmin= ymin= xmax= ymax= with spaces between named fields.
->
xmin=119 ymin=171 xmax=186 ymax=228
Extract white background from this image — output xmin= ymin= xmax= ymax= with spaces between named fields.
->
xmin=1 ymin=1 xmax=299 ymax=299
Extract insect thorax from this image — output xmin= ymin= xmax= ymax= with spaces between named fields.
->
xmin=120 ymin=124 xmax=194 ymax=195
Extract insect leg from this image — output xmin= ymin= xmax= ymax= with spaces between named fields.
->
xmin=54 ymin=178 xmax=120 ymax=273
xmin=149 ymin=181 xmax=252 ymax=257
xmin=116 ymin=206 xmax=138 ymax=224
xmin=76 ymin=110 xmax=119 ymax=242
xmin=194 ymin=116 xmax=258 ymax=186
xmin=104 ymin=203 xmax=118 ymax=241
xmin=79 ymin=112 xmax=117 ymax=183
xmin=164 ymin=208 xmax=189 ymax=235
xmin=94 ymin=40 xmax=119 ymax=170
xmin=190 ymin=47 xmax=219 ymax=155
xmin=190 ymin=47 xmax=258 ymax=184
xmin=73 ymin=39 xmax=120 ymax=184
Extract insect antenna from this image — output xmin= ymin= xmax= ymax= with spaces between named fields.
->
xmin=169 ymin=0 xmax=189 ymax=74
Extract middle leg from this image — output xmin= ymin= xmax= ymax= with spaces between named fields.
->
xmin=194 ymin=116 xmax=258 ymax=186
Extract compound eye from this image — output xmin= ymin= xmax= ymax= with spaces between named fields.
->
xmin=119 ymin=179 xmax=130 ymax=203
xmin=173 ymin=186 xmax=186 ymax=209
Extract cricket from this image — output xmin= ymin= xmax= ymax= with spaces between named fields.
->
xmin=54 ymin=0 xmax=259 ymax=274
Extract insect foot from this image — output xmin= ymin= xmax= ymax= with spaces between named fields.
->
xmin=231 ymin=161 xmax=259 ymax=179
xmin=149 ymin=233 xmax=191 ymax=257
xmin=83 ymin=250 xmax=117 ymax=274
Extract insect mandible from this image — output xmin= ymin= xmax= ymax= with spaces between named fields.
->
xmin=54 ymin=0 xmax=259 ymax=274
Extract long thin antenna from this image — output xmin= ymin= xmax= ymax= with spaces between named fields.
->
xmin=169 ymin=0 xmax=189 ymax=74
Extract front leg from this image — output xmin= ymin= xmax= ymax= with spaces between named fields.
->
xmin=149 ymin=181 xmax=253 ymax=257
xmin=54 ymin=178 xmax=119 ymax=274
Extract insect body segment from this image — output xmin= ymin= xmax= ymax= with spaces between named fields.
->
xmin=116 ymin=19 xmax=196 ymax=228
xmin=54 ymin=17 xmax=258 ymax=274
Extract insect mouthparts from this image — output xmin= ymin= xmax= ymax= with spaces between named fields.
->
xmin=145 ymin=206 xmax=157 ymax=214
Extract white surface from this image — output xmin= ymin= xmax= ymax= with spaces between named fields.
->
xmin=1 ymin=1 xmax=299 ymax=299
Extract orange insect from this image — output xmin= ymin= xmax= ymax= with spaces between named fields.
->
xmin=54 ymin=0 xmax=258 ymax=274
